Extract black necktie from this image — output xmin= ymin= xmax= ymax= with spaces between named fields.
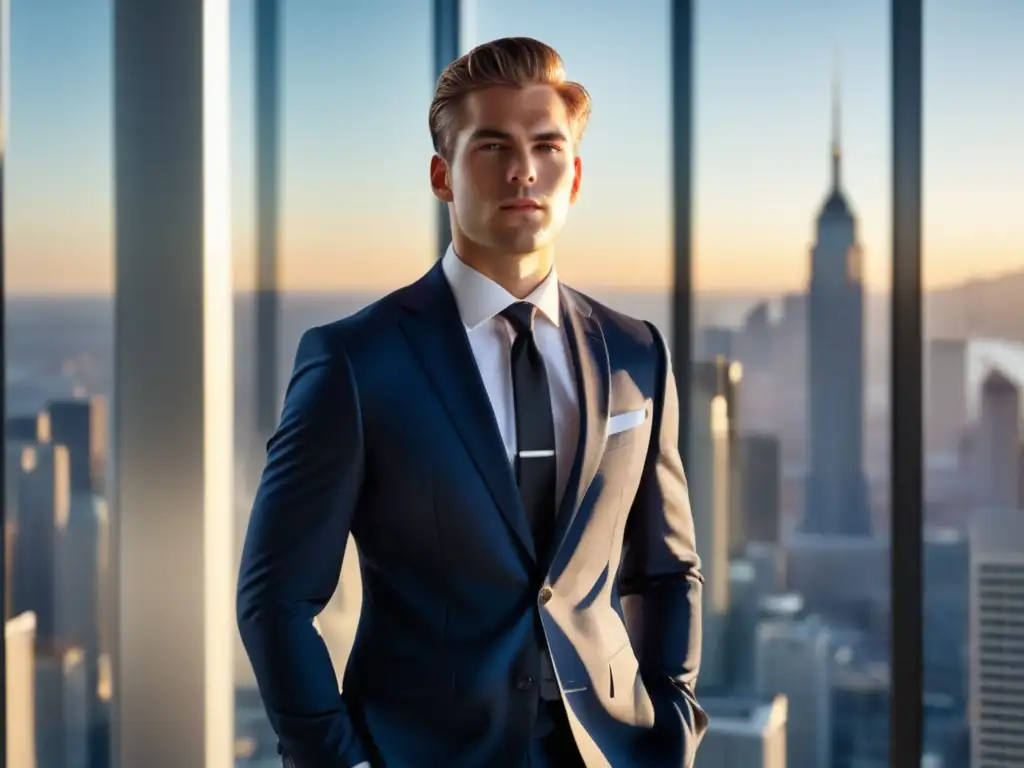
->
xmin=501 ymin=301 xmax=557 ymax=560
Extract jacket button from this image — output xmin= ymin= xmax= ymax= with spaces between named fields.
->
xmin=539 ymin=587 xmax=553 ymax=605
xmin=515 ymin=675 xmax=534 ymax=691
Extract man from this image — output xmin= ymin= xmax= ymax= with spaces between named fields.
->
xmin=237 ymin=36 xmax=707 ymax=768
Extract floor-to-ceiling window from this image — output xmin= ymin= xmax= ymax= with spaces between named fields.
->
xmin=922 ymin=3 xmax=1024 ymax=767
xmin=4 ymin=1 xmax=115 ymax=765
xmin=16 ymin=2 xmax=1024 ymax=766
xmin=692 ymin=2 xmax=895 ymax=764
xmin=231 ymin=2 xmax=434 ymax=763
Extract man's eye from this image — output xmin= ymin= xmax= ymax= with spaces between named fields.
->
xmin=538 ymin=144 xmax=561 ymax=152
xmin=482 ymin=143 xmax=504 ymax=151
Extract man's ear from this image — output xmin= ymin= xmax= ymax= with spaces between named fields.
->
xmin=569 ymin=155 xmax=583 ymax=205
xmin=430 ymin=155 xmax=454 ymax=203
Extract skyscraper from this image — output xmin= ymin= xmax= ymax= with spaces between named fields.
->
xmin=742 ymin=434 xmax=782 ymax=545
xmin=802 ymin=69 xmax=871 ymax=537
xmin=35 ymin=647 xmax=89 ymax=768
xmin=42 ymin=397 xmax=108 ymax=768
xmin=46 ymin=397 xmax=107 ymax=495
xmin=974 ymin=369 xmax=1021 ymax=508
xmin=970 ymin=507 xmax=1024 ymax=767
xmin=698 ymin=693 xmax=788 ymax=767
xmin=10 ymin=442 xmax=71 ymax=647
xmin=757 ymin=615 xmax=833 ymax=768
xmin=926 ymin=338 xmax=968 ymax=456
xmin=5 ymin=612 xmax=38 ymax=768
xmin=689 ymin=359 xmax=735 ymax=688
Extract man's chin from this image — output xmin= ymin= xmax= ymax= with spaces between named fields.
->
xmin=492 ymin=230 xmax=556 ymax=255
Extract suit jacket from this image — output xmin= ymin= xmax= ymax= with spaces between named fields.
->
xmin=236 ymin=260 xmax=708 ymax=767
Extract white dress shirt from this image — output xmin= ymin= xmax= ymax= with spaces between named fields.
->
xmin=441 ymin=245 xmax=580 ymax=506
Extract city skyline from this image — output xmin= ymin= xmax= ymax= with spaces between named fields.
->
xmin=4 ymin=0 xmax=1022 ymax=295
xmin=3 ymin=4 xmax=1014 ymax=766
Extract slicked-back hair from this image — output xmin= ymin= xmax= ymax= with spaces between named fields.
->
xmin=429 ymin=37 xmax=591 ymax=161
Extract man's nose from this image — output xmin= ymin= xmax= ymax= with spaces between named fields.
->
xmin=506 ymin=148 xmax=537 ymax=186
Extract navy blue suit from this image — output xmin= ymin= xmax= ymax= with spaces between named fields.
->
xmin=237 ymin=261 xmax=707 ymax=766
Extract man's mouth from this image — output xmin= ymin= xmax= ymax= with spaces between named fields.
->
xmin=499 ymin=198 xmax=544 ymax=210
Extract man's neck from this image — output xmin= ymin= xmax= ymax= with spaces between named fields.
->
xmin=454 ymin=244 xmax=556 ymax=300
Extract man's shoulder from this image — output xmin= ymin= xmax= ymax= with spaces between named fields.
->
xmin=562 ymin=284 xmax=665 ymax=353
xmin=302 ymin=275 xmax=427 ymax=351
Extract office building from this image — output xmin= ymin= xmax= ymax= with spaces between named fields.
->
xmin=757 ymin=614 xmax=833 ymax=768
xmin=698 ymin=692 xmax=788 ymax=768
xmin=698 ymin=327 xmax=735 ymax=362
xmin=46 ymin=396 xmax=108 ymax=495
xmin=690 ymin=359 xmax=734 ymax=687
xmin=926 ymin=339 xmax=968 ymax=457
xmin=802 ymin=75 xmax=870 ymax=537
xmin=742 ymin=434 xmax=781 ymax=545
xmin=35 ymin=647 xmax=89 ymax=768
xmin=970 ymin=506 xmax=1024 ymax=767
xmin=10 ymin=442 xmax=71 ymax=647
xmin=6 ymin=611 xmax=38 ymax=768
xmin=973 ymin=370 xmax=1020 ymax=508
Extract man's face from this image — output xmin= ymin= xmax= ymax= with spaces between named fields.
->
xmin=432 ymin=84 xmax=583 ymax=255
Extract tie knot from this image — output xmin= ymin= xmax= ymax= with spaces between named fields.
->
xmin=501 ymin=302 xmax=536 ymax=335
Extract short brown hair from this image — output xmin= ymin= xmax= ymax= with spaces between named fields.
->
xmin=429 ymin=37 xmax=591 ymax=160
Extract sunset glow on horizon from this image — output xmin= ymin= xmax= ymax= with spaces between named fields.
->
xmin=4 ymin=0 xmax=1021 ymax=296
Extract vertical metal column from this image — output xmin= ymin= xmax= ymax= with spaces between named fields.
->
xmin=890 ymin=0 xmax=924 ymax=764
xmin=112 ymin=2 xmax=234 ymax=765
xmin=0 ymin=0 xmax=9 ymax=760
xmin=255 ymin=0 xmax=281 ymax=445
xmin=670 ymin=0 xmax=694 ymax=467
xmin=433 ymin=0 xmax=461 ymax=259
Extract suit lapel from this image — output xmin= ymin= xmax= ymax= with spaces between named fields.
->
xmin=550 ymin=287 xmax=611 ymax=564
xmin=398 ymin=263 xmax=536 ymax=562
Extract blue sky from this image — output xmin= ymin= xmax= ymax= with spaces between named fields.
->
xmin=5 ymin=0 xmax=1023 ymax=294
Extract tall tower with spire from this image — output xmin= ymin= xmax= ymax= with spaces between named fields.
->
xmin=801 ymin=64 xmax=871 ymax=537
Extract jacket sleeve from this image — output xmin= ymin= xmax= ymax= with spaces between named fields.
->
xmin=236 ymin=326 xmax=370 ymax=768
xmin=619 ymin=321 xmax=708 ymax=763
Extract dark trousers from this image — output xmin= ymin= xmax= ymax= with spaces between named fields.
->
xmin=527 ymin=701 xmax=585 ymax=767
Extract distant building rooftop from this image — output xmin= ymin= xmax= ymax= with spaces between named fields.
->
xmin=961 ymin=337 xmax=1024 ymax=418
xmin=759 ymin=592 xmax=804 ymax=618
xmin=701 ymin=692 xmax=788 ymax=737
xmin=4 ymin=611 xmax=37 ymax=638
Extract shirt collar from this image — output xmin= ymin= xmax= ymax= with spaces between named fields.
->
xmin=441 ymin=243 xmax=561 ymax=331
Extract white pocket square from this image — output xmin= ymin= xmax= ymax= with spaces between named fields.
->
xmin=608 ymin=408 xmax=647 ymax=435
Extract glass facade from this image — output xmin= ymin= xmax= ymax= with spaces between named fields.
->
xmin=693 ymin=3 xmax=893 ymax=765
xmin=3 ymin=1 xmax=1019 ymax=766
xmin=922 ymin=4 xmax=1024 ymax=767
xmin=4 ymin=0 xmax=114 ymax=766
